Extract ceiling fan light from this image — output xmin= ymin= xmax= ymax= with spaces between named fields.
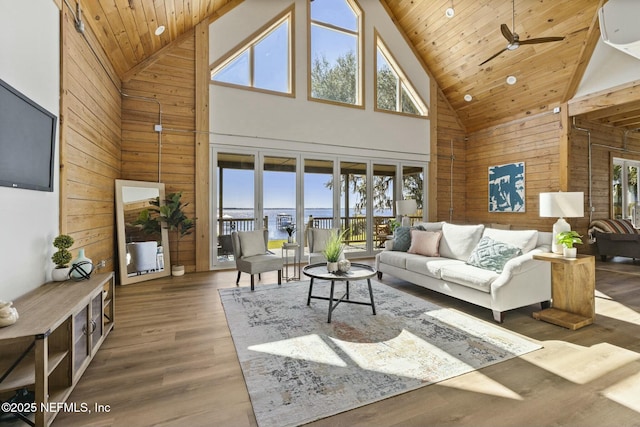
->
xmin=506 ymin=75 xmax=517 ymax=85
xmin=445 ymin=7 xmax=455 ymax=18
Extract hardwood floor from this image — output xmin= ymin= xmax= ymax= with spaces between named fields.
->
xmin=46 ymin=257 xmax=640 ymax=427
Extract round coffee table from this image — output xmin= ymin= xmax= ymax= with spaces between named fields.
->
xmin=302 ymin=262 xmax=377 ymax=323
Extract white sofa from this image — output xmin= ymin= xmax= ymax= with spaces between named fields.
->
xmin=375 ymin=222 xmax=552 ymax=322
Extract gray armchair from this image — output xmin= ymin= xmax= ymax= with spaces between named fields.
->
xmin=231 ymin=229 xmax=283 ymax=290
xmin=306 ymin=227 xmax=342 ymax=264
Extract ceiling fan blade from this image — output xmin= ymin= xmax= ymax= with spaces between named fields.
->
xmin=479 ymin=47 xmax=508 ymax=66
xmin=519 ymin=36 xmax=565 ymax=45
xmin=500 ymin=24 xmax=514 ymax=42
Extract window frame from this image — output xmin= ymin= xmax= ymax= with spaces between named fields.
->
xmin=307 ymin=0 xmax=364 ymax=109
xmin=210 ymin=5 xmax=295 ymax=98
xmin=374 ymin=30 xmax=428 ymax=118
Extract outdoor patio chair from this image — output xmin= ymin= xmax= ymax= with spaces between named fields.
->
xmin=231 ymin=229 xmax=282 ymax=291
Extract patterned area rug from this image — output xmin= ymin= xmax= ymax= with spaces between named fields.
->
xmin=219 ymin=280 xmax=541 ymax=427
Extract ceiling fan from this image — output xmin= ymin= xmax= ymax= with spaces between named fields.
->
xmin=479 ymin=0 xmax=565 ymax=66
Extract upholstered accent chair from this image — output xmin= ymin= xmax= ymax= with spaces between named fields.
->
xmin=231 ymin=229 xmax=283 ymax=290
xmin=306 ymin=227 xmax=344 ymax=264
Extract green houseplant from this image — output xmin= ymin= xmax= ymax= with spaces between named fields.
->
xmin=51 ymin=234 xmax=74 ymax=281
xmin=323 ymin=229 xmax=348 ymax=272
xmin=556 ymin=230 xmax=583 ymax=258
xmin=156 ymin=192 xmax=195 ymax=276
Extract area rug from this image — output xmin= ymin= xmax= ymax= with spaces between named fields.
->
xmin=219 ymin=280 xmax=541 ymax=427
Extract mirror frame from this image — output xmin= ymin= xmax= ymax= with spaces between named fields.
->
xmin=115 ymin=179 xmax=171 ymax=285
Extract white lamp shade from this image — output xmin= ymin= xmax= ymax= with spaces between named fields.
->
xmin=539 ymin=192 xmax=584 ymax=218
xmin=396 ymin=199 xmax=417 ymax=216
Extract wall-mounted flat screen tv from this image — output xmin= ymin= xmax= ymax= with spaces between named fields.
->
xmin=0 ymin=78 xmax=57 ymax=192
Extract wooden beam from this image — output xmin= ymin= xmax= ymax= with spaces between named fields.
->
xmin=559 ymin=103 xmax=569 ymax=191
xmin=195 ymin=20 xmax=210 ymax=272
xmin=429 ymin=78 xmax=438 ymax=221
xmin=562 ymin=0 xmax=605 ymax=103
xmin=568 ymin=80 xmax=640 ymax=116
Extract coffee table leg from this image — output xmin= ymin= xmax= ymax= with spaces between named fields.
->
xmin=307 ymin=278 xmax=314 ymax=306
xmin=346 ymin=281 xmax=350 ymax=300
xmin=367 ymin=278 xmax=376 ymax=315
xmin=328 ymin=280 xmax=335 ymax=323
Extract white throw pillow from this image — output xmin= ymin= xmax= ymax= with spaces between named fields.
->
xmin=483 ymin=228 xmax=538 ymax=254
xmin=239 ymin=230 xmax=266 ymax=257
xmin=439 ymin=223 xmax=484 ymax=261
xmin=311 ymin=228 xmax=338 ymax=252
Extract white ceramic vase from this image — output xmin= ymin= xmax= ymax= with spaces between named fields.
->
xmin=52 ymin=267 xmax=70 ymax=281
xmin=327 ymin=262 xmax=338 ymax=273
xmin=563 ymin=247 xmax=577 ymax=258
xmin=172 ymin=265 xmax=185 ymax=276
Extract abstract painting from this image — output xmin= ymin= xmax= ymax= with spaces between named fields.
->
xmin=488 ymin=162 xmax=525 ymax=212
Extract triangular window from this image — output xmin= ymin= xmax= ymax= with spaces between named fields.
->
xmin=211 ymin=7 xmax=293 ymax=95
xmin=375 ymin=33 xmax=427 ymax=117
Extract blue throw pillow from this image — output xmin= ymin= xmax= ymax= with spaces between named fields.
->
xmin=392 ymin=225 xmax=426 ymax=252
xmin=466 ymin=236 xmax=522 ymax=273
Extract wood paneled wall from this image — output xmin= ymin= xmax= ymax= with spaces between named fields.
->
xmin=121 ymin=34 xmax=198 ymax=272
xmin=434 ymin=90 xmax=466 ymax=223
xmin=465 ymin=112 xmax=563 ymax=230
xmin=60 ymin=2 xmax=121 ymax=271
xmin=570 ymin=118 xmax=640 ymax=232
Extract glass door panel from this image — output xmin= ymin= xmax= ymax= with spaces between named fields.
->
xmin=304 ymin=159 xmax=335 ymax=257
xmin=216 ymin=152 xmax=256 ymax=265
xmin=263 ymin=155 xmax=297 ymax=252
xmin=373 ymin=164 xmax=395 ymax=249
xmin=627 ymin=164 xmax=638 ymax=219
xmin=402 ymin=165 xmax=424 ymax=225
xmin=341 ymin=161 xmax=367 ymax=255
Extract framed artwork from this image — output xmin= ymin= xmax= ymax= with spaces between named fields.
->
xmin=488 ymin=162 xmax=525 ymax=212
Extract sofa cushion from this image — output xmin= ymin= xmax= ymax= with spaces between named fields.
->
xmin=377 ymin=250 xmax=411 ymax=269
xmin=413 ymin=221 xmax=445 ymax=232
xmin=440 ymin=264 xmax=499 ymax=292
xmin=439 ymin=223 xmax=484 ymax=261
xmin=589 ymin=219 xmax=639 ymax=234
xmin=392 ymin=226 xmax=413 ymax=252
xmin=483 ymin=228 xmax=538 ymax=254
xmin=406 ymin=257 xmax=465 ymax=279
xmin=466 ymin=236 xmax=522 ymax=273
xmin=408 ymin=230 xmax=442 ymax=256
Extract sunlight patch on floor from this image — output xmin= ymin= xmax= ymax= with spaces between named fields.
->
xmin=595 ymin=289 xmax=640 ymax=326
xmin=438 ymin=369 xmax=523 ymax=400
xmin=248 ymin=334 xmax=347 ymax=367
xmin=521 ymin=340 xmax=640 ymax=385
xmin=602 ymin=370 xmax=640 ymax=413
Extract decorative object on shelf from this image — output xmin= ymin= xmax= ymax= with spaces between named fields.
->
xmin=70 ymin=248 xmax=94 ymax=280
xmin=323 ymin=229 xmax=347 ymax=273
xmin=396 ymin=199 xmax=418 ymax=227
xmin=539 ymin=192 xmax=585 ymax=254
xmin=337 ymin=259 xmax=351 ymax=273
xmin=556 ymin=230 xmax=583 ymax=258
xmin=51 ymin=234 xmax=74 ymax=281
xmin=156 ymin=192 xmax=196 ymax=276
xmin=284 ymin=224 xmax=296 ymax=243
xmin=488 ymin=162 xmax=525 ymax=212
xmin=0 ymin=300 xmax=18 ymax=327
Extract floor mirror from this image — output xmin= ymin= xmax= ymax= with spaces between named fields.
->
xmin=115 ymin=179 xmax=171 ymax=285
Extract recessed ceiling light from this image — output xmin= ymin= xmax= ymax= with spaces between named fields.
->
xmin=445 ymin=7 xmax=455 ymax=18
xmin=155 ymin=25 xmax=165 ymax=36
xmin=464 ymin=94 xmax=472 ymax=102
xmin=506 ymin=75 xmax=517 ymax=85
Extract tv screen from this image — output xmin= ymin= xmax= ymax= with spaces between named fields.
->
xmin=0 ymin=78 xmax=57 ymax=192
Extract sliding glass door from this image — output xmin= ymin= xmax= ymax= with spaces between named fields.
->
xmin=263 ymin=155 xmax=297 ymax=249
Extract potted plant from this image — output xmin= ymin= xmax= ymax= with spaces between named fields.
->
xmin=556 ymin=230 xmax=583 ymax=258
xmin=156 ymin=192 xmax=195 ymax=276
xmin=51 ymin=234 xmax=74 ymax=281
xmin=284 ymin=224 xmax=296 ymax=243
xmin=323 ymin=229 xmax=347 ymax=273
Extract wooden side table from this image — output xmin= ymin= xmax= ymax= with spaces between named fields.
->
xmin=532 ymin=253 xmax=595 ymax=330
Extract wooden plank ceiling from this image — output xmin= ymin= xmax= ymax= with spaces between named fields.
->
xmin=81 ymin=0 xmax=640 ymax=133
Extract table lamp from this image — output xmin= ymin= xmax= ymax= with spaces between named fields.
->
xmin=396 ymin=199 xmax=417 ymax=227
xmin=539 ymin=192 xmax=584 ymax=254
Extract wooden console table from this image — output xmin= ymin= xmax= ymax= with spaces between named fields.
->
xmin=0 ymin=272 xmax=115 ymax=427
xmin=532 ymin=253 xmax=595 ymax=330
